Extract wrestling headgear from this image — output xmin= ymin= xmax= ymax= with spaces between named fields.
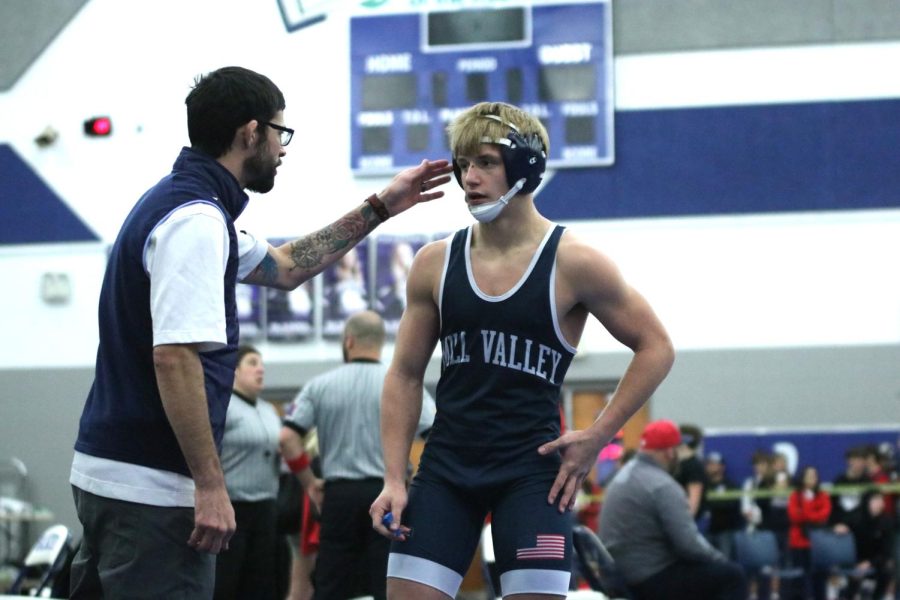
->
xmin=453 ymin=115 xmax=547 ymax=223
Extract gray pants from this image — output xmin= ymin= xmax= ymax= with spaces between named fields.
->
xmin=70 ymin=486 xmax=215 ymax=599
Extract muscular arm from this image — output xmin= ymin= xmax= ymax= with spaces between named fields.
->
xmin=370 ymin=242 xmax=443 ymax=537
xmin=381 ymin=244 xmax=443 ymax=487
xmin=577 ymin=248 xmax=674 ymax=441
xmin=243 ymin=201 xmax=382 ymax=290
xmin=541 ymin=235 xmax=675 ymax=510
xmin=153 ymin=343 xmax=234 ymax=553
xmin=242 ymin=159 xmax=452 ymax=290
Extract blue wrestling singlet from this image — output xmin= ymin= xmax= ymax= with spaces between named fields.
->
xmin=388 ymin=224 xmax=578 ymax=597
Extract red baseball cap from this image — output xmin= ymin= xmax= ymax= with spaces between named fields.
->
xmin=640 ymin=419 xmax=682 ymax=450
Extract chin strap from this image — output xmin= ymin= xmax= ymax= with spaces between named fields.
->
xmin=469 ymin=178 xmax=526 ymax=223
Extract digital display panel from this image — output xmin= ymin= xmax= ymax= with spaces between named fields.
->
xmin=362 ymin=126 xmax=392 ymax=154
xmin=538 ymin=64 xmax=597 ymax=102
xmin=362 ymin=73 xmax=418 ymax=110
xmin=466 ymin=73 xmax=489 ymax=102
xmin=506 ymin=68 xmax=523 ymax=104
xmin=427 ymin=8 xmax=527 ymax=47
xmin=406 ymin=124 xmax=430 ymax=152
xmin=432 ymin=71 xmax=448 ymax=107
xmin=350 ymin=1 xmax=614 ymax=173
xmin=566 ymin=116 xmax=596 ymax=145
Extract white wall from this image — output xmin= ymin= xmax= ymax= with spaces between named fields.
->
xmin=1 ymin=0 xmax=900 ymax=369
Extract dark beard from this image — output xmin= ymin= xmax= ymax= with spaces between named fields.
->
xmin=244 ymin=145 xmax=277 ymax=193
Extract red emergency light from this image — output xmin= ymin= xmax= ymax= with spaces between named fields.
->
xmin=84 ymin=116 xmax=112 ymax=137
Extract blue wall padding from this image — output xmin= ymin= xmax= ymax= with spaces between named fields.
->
xmin=2 ymin=99 xmax=899 ymax=244
xmin=539 ymin=98 xmax=900 ymax=221
xmin=0 ymin=143 xmax=98 ymax=244
xmin=705 ymin=428 xmax=899 ymax=486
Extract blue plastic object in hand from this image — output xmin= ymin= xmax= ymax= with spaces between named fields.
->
xmin=382 ymin=512 xmax=412 ymax=538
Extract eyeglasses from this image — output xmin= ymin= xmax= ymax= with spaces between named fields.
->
xmin=262 ymin=121 xmax=294 ymax=146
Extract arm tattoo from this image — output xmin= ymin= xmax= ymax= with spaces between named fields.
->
xmin=248 ymin=253 xmax=280 ymax=286
xmin=288 ymin=205 xmax=379 ymax=272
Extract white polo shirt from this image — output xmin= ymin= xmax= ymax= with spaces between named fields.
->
xmin=70 ymin=203 xmax=269 ymax=507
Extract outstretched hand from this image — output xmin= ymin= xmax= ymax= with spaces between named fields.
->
xmin=538 ymin=429 xmax=606 ymax=513
xmin=378 ymin=159 xmax=453 ymax=218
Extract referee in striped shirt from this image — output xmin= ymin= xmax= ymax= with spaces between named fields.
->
xmin=214 ymin=345 xmax=283 ymax=599
xmin=280 ymin=310 xmax=435 ymax=600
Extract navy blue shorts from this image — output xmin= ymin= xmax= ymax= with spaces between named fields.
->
xmin=386 ymin=469 xmax=572 ymax=597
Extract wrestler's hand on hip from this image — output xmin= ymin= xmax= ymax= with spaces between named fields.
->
xmin=539 ymin=429 xmax=604 ymax=513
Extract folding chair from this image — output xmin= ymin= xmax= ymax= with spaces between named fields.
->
xmin=7 ymin=523 xmax=74 ymax=597
xmin=480 ymin=522 xmax=503 ymax=600
xmin=809 ymin=529 xmax=876 ymax=595
xmin=733 ymin=529 xmax=804 ymax=598
xmin=733 ymin=529 xmax=805 ymax=579
xmin=571 ymin=525 xmax=634 ymax=599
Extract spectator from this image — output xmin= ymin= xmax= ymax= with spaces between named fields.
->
xmin=596 ymin=428 xmax=625 ymax=487
xmin=742 ymin=451 xmax=775 ymax=531
xmin=768 ymin=452 xmax=792 ymax=543
xmin=787 ymin=466 xmax=831 ymax=600
xmin=830 ymin=446 xmax=873 ymax=540
xmin=704 ymin=452 xmax=743 ymax=558
xmin=864 ymin=444 xmax=896 ymax=519
xmin=675 ymin=424 xmax=709 ymax=524
xmin=599 ymin=419 xmax=746 ymax=600
xmin=214 ymin=345 xmax=282 ymax=599
xmin=845 ymin=491 xmax=894 ymax=600
xmin=766 ymin=451 xmax=792 ymax=599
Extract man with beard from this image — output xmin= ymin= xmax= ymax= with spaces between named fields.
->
xmin=68 ymin=66 xmax=452 ymax=599
xmin=598 ymin=420 xmax=746 ymax=600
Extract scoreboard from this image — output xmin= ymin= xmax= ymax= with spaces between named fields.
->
xmin=350 ymin=0 xmax=613 ymax=175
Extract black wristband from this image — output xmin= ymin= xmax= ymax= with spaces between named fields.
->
xmin=364 ymin=194 xmax=390 ymax=222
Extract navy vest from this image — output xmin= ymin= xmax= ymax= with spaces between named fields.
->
xmin=74 ymin=148 xmax=248 ymax=477
xmin=419 ymin=225 xmax=576 ymax=484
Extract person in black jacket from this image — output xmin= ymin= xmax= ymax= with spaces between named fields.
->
xmin=704 ymin=452 xmax=743 ymax=558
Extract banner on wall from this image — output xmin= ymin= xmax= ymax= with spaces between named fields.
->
xmin=703 ymin=426 xmax=900 ymax=487
xmin=234 ymin=232 xmax=455 ymax=344
xmin=322 ymin=242 xmax=371 ymax=339
xmin=236 ymin=238 xmax=318 ymax=344
xmin=371 ymin=234 xmax=430 ymax=337
xmin=236 ymin=284 xmax=264 ymax=342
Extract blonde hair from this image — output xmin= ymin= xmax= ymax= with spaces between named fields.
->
xmin=446 ymin=102 xmax=549 ymax=158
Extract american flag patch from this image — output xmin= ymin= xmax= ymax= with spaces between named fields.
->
xmin=516 ymin=534 xmax=565 ymax=560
